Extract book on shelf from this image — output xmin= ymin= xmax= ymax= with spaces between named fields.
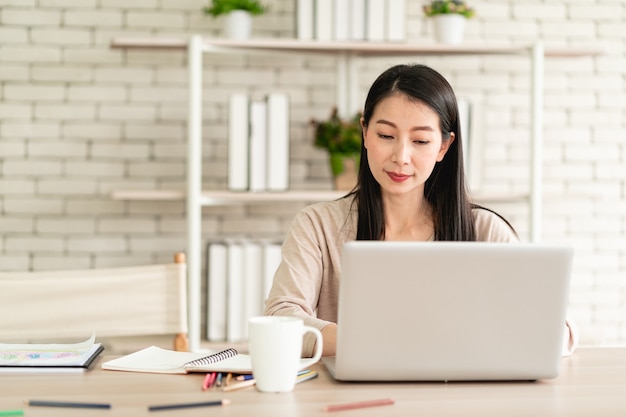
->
xmin=248 ymin=100 xmax=268 ymax=192
xmin=314 ymin=0 xmax=334 ymax=41
xmin=207 ymin=242 xmax=228 ymax=341
xmin=366 ymin=0 xmax=385 ymax=41
xmin=228 ymin=93 xmax=250 ymax=191
xmin=386 ymin=0 xmax=406 ymax=42
xmin=243 ymin=241 xmax=264 ymax=339
xmin=102 ymin=346 xmax=253 ymax=375
xmin=296 ymin=0 xmax=315 ymax=40
xmin=295 ymin=0 xmax=405 ymax=42
xmin=262 ymin=240 xmax=283 ymax=301
xmin=0 ymin=334 xmax=104 ymax=374
xmin=334 ymin=0 xmax=350 ymax=41
xmin=266 ymin=93 xmax=290 ymax=191
xmin=227 ymin=93 xmax=289 ymax=192
xmin=226 ymin=240 xmax=245 ymax=343
xmin=206 ymin=239 xmax=282 ymax=343
xmin=350 ymin=0 xmax=366 ymax=40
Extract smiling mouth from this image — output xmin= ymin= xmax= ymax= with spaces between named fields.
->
xmin=386 ymin=171 xmax=411 ymax=182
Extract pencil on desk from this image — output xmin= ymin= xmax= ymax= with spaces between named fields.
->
xmin=296 ymin=370 xmax=319 ymax=384
xmin=324 ymin=398 xmax=394 ymax=412
xmin=0 ymin=410 xmax=23 ymax=417
xmin=202 ymin=372 xmax=217 ymax=391
xmin=222 ymin=378 xmax=256 ymax=392
xmin=148 ymin=399 xmax=230 ymax=412
xmin=202 ymin=372 xmax=212 ymax=391
xmin=26 ymin=400 xmax=111 ymax=409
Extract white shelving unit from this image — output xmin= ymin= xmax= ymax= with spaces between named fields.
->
xmin=110 ymin=37 xmax=603 ymax=352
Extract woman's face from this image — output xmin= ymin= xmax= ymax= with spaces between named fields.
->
xmin=362 ymin=94 xmax=454 ymax=198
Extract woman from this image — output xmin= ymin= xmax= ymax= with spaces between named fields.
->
xmin=264 ymin=64 xmax=576 ymax=357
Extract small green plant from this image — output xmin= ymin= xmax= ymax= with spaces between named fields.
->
xmin=203 ymin=0 xmax=267 ymax=17
xmin=312 ymin=108 xmax=362 ymax=155
xmin=312 ymin=108 xmax=362 ymax=177
xmin=423 ymin=0 xmax=475 ymax=18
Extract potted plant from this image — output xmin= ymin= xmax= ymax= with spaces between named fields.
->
xmin=422 ymin=0 xmax=475 ymax=44
xmin=203 ymin=0 xmax=268 ymax=40
xmin=311 ymin=108 xmax=362 ymax=191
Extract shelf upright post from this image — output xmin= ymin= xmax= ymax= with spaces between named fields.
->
xmin=187 ymin=35 xmax=203 ymax=352
xmin=529 ymin=42 xmax=544 ymax=243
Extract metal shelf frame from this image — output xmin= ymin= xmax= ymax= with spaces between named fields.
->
xmin=111 ymin=37 xmax=603 ymax=352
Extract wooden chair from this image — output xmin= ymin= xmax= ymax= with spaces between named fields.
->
xmin=0 ymin=253 xmax=189 ymax=352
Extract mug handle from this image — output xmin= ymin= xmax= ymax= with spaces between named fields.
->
xmin=298 ymin=325 xmax=323 ymax=370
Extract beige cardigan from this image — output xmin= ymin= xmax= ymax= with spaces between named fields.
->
xmin=264 ymin=195 xmax=523 ymax=356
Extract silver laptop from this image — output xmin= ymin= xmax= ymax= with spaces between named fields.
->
xmin=323 ymin=241 xmax=573 ymax=382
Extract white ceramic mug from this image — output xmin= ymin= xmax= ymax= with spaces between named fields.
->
xmin=248 ymin=316 xmax=323 ymax=393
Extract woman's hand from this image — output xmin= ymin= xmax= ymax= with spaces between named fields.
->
xmin=320 ymin=323 xmax=338 ymax=356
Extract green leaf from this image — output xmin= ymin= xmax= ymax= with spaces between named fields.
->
xmin=203 ymin=0 xmax=267 ymax=17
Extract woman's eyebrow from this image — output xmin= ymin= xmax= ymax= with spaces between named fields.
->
xmin=375 ymin=119 xmax=435 ymax=131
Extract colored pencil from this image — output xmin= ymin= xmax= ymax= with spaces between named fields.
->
xmin=0 ymin=410 xmax=24 ymax=417
xmin=148 ymin=399 xmax=230 ymax=412
xmin=202 ymin=372 xmax=217 ymax=391
xmin=27 ymin=400 xmax=111 ymax=409
xmin=222 ymin=378 xmax=256 ymax=392
xmin=324 ymin=398 xmax=394 ymax=412
xmin=296 ymin=370 xmax=319 ymax=384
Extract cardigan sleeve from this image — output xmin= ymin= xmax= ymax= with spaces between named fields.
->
xmin=264 ymin=200 xmax=349 ymax=357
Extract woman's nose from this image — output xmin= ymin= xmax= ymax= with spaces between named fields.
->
xmin=391 ymin=140 xmax=410 ymax=164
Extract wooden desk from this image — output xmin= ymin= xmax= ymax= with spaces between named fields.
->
xmin=1 ymin=347 xmax=625 ymax=416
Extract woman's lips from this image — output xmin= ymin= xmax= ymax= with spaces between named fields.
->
xmin=386 ymin=171 xmax=411 ymax=182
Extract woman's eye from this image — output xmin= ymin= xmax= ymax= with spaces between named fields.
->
xmin=377 ymin=133 xmax=393 ymax=139
xmin=413 ymin=139 xmax=430 ymax=144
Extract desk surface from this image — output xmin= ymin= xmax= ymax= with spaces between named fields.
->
xmin=1 ymin=347 xmax=625 ymax=416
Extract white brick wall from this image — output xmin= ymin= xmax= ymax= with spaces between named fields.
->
xmin=1 ymin=0 xmax=625 ymax=347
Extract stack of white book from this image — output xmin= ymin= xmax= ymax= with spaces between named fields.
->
xmin=228 ymin=93 xmax=290 ymax=192
xmin=206 ymin=239 xmax=283 ymax=343
xmin=296 ymin=0 xmax=406 ymax=42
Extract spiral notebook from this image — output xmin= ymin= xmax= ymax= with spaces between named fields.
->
xmin=101 ymin=346 xmax=253 ymax=374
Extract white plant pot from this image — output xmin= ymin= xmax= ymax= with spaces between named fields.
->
xmin=432 ymin=14 xmax=466 ymax=45
xmin=223 ymin=10 xmax=253 ymax=40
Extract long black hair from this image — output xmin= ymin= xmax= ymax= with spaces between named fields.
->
xmin=350 ymin=63 xmax=476 ymax=241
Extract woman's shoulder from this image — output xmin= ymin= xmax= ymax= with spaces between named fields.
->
xmin=298 ymin=193 xmax=356 ymax=219
xmin=291 ymin=194 xmax=357 ymax=237
xmin=289 ymin=196 xmax=357 ymax=242
xmin=471 ymin=206 xmax=519 ymax=242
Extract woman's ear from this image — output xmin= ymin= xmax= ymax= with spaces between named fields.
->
xmin=436 ymin=132 xmax=455 ymax=162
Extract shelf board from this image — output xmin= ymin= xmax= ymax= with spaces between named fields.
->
xmin=111 ymin=189 xmax=347 ymax=205
xmin=111 ymin=190 xmax=186 ymax=200
xmin=111 ymin=189 xmax=528 ymax=205
xmin=110 ymin=37 xmax=604 ymax=58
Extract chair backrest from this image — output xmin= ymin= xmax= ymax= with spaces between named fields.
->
xmin=0 ymin=253 xmax=189 ymax=351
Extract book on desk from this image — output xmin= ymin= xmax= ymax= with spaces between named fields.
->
xmin=0 ymin=334 xmax=104 ymax=374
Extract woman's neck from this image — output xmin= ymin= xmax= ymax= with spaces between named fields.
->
xmin=382 ymin=192 xmax=434 ymax=241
